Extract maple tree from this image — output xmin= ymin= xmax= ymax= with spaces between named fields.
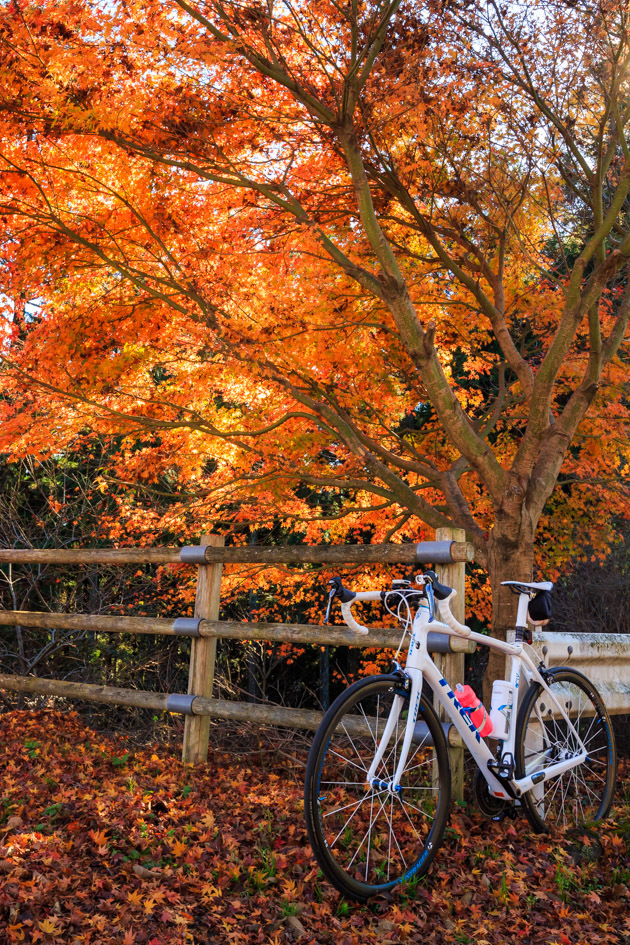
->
xmin=0 ymin=0 xmax=629 ymax=687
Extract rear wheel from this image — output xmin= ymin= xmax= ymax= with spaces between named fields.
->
xmin=515 ymin=667 xmax=616 ymax=832
xmin=304 ymin=674 xmax=450 ymax=900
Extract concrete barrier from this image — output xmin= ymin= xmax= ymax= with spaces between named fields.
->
xmin=533 ymin=631 xmax=630 ymax=715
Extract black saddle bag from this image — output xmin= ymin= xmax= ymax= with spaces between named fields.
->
xmin=528 ymin=589 xmax=552 ymax=625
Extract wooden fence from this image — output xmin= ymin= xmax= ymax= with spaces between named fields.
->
xmin=0 ymin=532 xmax=475 ymax=798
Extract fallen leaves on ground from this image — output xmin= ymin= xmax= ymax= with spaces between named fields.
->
xmin=0 ymin=710 xmax=628 ymax=945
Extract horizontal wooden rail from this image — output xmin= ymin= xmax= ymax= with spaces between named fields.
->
xmin=0 ymin=548 xmax=182 ymax=565
xmin=0 ymin=610 xmax=178 ymax=635
xmin=0 ymin=674 xmax=465 ymax=747
xmin=206 ymin=620 xmax=476 ymax=654
xmin=0 ymin=673 xmax=170 ymax=712
xmin=191 ymin=541 xmax=473 ymax=565
xmin=0 ymin=610 xmax=476 ymax=653
xmin=192 ymin=697 xmax=465 ymax=747
xmin=0 ymin=530 xmax=473 ymax=793
xmin=0 ymin=540 xmax=474 ymax=567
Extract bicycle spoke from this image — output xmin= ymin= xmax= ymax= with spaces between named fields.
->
xmin=329 ymin=788 xmax=387 ymax=849
xmin=340 ymin=723 xmax=371 ymax=773
xmin=397 ymin=794 xmax=429 ymax=844
xmin=404 ymin=740 xmax=432 ymax=773
xmin=365 ymin=793 xmax=375 ymax=882
xmin=398 ymin=795 xmax=438 ymax=821
xmin=575 ymin=776 xmax=586 ymax=823
xmin=347 ymin=792 xmax=391 ymax=869
xmin=519 ymin=673 xmax=615 ymax=832
xmin=544 ymin=771 xmax=564 ymax=809
xmin=384 ymin=800 xmax=409 ymax=873
xmin=308 ymin=677 xmax=450 ymax=897
xmin=328 ymin=747 xmax=368 ymax=775
xmin=323 ymin=790 xmax=381 ymax=819
xmin=387 ymin=793 xmax=393 ymax=882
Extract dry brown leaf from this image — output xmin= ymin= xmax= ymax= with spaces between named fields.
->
xmin=132 ymin=864 xmax=163 ymax=880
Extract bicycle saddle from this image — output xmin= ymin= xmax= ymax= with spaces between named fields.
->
xmin=501 ymin=580 xmax=553 ymax=594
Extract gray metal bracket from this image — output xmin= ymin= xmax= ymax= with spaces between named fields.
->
xmin=180 ymin=546 xmax=208 ymax=565
xmin=415 ymin=541 xmax=453 ymax=565
xmin=173 ymin=618 xmax=202 ymax=637
xmin=412 ymin=720 xmax=453 ymax=748
xmin=166 ymin=693 xmax=196 ymax=715
xmin=427 ymin=631 xmax=453 ymax=654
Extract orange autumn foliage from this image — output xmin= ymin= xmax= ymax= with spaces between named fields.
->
xmin=0 ymin=0 xmax=627 ymax=646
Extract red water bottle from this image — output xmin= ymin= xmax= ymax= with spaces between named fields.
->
xmin=455 ymin=684 xmax=493 ymax=737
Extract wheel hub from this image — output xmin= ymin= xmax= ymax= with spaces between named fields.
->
xmin=371 ymin=778 xmax=402 ymax=796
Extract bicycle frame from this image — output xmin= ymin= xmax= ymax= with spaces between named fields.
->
xmin=363 ymin=597 xmax=589 ymax=801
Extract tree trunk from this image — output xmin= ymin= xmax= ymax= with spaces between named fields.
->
xmin=483 ymin=517 xmax=535 ymax=706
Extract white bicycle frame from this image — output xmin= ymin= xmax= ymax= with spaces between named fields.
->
xmin=343 ymin=588 xmax=589 ymax=801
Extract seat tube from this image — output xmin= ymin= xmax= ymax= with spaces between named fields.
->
xmin=512 ymin=591 xmax=530 ymax=684
xmin=504 ymin=592 xmax=529 ymax=757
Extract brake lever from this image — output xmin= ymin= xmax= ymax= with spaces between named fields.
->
xmin=419 ymin=572 xmax=435 ymax=623
xmin=324 ymin=582 xmax=337 ymax=625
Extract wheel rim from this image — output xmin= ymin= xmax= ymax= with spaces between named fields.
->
xmin=520 ymin=674 xmax=614 ymax=829
xmin=312 ymin=680 xmax=446 ymax=893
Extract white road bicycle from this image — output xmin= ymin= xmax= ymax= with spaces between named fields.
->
xmin=304 ymin=571 xmax=617 ymax=900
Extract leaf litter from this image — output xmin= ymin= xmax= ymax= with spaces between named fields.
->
xmin=0 ymin=710 xmax=628 ymax=945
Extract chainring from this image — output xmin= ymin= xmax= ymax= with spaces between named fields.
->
xmin=473 ymin=768 xmax=511 ymax=818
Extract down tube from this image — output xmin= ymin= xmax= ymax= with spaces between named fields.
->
xmin=423 ymin=659 xmax=504 ymax=795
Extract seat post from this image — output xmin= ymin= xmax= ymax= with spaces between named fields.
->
xmin=515 ymin=591 xmax=530 ymax=641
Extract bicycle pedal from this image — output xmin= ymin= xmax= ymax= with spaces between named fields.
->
xmin=492 ymin=805 xmax=518 ymax=823
xmin=488 ymin=752 xmax=515 ymax=782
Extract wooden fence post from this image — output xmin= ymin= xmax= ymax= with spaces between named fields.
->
xmin=435 ymin=526 xmax=467 ymax=802
xmin=181 ymin=534 xmax=224 ymax=764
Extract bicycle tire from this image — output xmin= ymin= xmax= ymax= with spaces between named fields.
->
xmin=304 ymin=673 xmax=451 ymax=900
xmin=515 ymin=667 xmax=617 ymax=833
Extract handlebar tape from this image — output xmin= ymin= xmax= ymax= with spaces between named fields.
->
xmin=437 ymin=591 xmax=471 ymax=636
xmin=340 ymin=601 xmax=369 ymax=635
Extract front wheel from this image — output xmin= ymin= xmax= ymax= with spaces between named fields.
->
xmin=515 ymin=667 xmax=617 ymax=833
xmin=304 ymin=674 xmax=451 ymax=900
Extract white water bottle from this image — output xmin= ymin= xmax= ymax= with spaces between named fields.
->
xmin=489 ymin=680 xmax=514 ymax=740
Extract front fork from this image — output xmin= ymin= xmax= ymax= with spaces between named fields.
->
xmin=365 ymin=668 xmax=423 ymax=795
